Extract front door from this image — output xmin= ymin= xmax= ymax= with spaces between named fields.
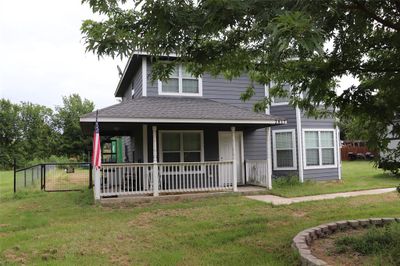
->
xmin=218 ymin=131 xmax=244 ymax=184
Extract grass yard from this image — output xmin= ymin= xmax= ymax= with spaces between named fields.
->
xmin=270 ymin=161 xmax=400 ymax=197
xmin=1 ymin=162 xmax=400 ymax=265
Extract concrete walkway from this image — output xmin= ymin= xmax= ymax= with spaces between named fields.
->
xmin=246 ymin=187 xmax=396 ymax=205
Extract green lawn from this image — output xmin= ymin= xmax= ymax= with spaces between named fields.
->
xmin=270 ymin=161 xmax=400 ymax=197
xmin=1 ymin=162 xmax=400 ymax=265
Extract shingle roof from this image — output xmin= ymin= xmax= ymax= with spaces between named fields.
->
xmin=80 ymin=96 xmax=286 ymax=125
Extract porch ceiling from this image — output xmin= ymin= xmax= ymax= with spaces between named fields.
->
xmin=80 ymin=96 xmax=286 ymax=135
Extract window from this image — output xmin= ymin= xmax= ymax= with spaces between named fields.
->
xmin=273 ymin=129 xmax=297 ymax=170
xmin=159 ymin=131 xmax=204 ymax=162
xmin=303 ymin=129 xmax=336 ymax=168
xmin=158 ymin=65 xmax=202 ymax=96
xmin=102 ymin=139 xmax=117 ymax=163
xmin=272 ymin=84 xmax=291 ymax=105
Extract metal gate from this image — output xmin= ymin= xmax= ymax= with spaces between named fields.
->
xmin=14 ymin=162 xmax=92 ymax=192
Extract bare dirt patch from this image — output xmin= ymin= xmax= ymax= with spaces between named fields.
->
xmin=3 ymin=248 xmax=28 ymax=264
xmin=311 ymin=228 xmax=370 ymax=266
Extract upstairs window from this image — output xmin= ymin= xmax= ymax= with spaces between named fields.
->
xmin=303 ymin=129 xmax=336 ymax=168
xmin=158 ymin=65 xmax=202 ymax=96
xmin=272 ymin=84 xmax=291 ymax=105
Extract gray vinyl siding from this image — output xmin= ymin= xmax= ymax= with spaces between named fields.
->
xmin=269 ymin=105 xmax=296 ymax=130
xmin=301 ymin=112 xmax=336 ymax=128
xmin=133 ymin=65 xmax=143 ymax=99
xmin=303 ymin=168 xmax=339 ymax=181
xmin=202 ymin=74 xmax=269 ymax=162
xmin=122 ymin=85 xmax=132 ymax=101
xmin=243 ymin=128 xmax=267 ymax=160
xmin=146 ymin=61 xmax=158 ymax=96
xmin=202 ymin=74 xmax=265 ymax=109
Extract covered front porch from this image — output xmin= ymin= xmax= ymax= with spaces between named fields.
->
xmin=80 ymin=97 xmax=286 ymax=199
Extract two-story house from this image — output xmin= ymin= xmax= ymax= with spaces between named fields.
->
xmin=80 ymin=52 xmax=341 ymax=200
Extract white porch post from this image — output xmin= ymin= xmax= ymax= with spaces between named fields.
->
xmin=266 ymin=127 xmax=272 ymax=189
xmin=231 ymin=126 xmax=238 ymax=192
xmin=94 ymin=167 xmax=100 ymax=200
xmin=152 ymin=126 xmax=159 ymax=196
xmin=143 ymin=124 xmax=148 ymax=163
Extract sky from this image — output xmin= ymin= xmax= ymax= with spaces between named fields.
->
xmin=0 ymin=1 xmax=358 ymax=110
xmin=0 ymin=0 xmax=125 ymax=109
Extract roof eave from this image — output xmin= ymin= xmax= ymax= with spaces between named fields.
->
xmin=80 ymin=117 xmax=287 ymax=125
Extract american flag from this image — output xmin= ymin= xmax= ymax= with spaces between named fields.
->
xmin=92 ymin=111 xmax=101 ymax=169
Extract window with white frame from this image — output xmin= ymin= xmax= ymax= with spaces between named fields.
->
xmin=273 ymin=129 xmax=297 ymax=170
xmin=159 ymin=131 xmax=203 ymax=162
xmin=158 ymin=65 xmax=202 ymax=96
xmin=272 ymin=84 xmax=291 ymax=104
xmin=303 ymin=130 xmax=336 ymax=168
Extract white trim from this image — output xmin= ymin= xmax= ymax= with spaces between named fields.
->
xmin=302 ymin=128 xmax=338 ymax=170
xmin=240 ymin=131 xmax=245 ymax=183
xmin=142 ymin=125 xmax=148 ymax=163
xmin=295 ymin=107 xmax=304 ymax=182
xmin=158 ymin=130 xmax=204 ymax=163
xmin=271 ymin=101 xmax=289 ymax=106
xmin=265 ymin=127 xmax=272 ymax=189
xmin=80 ymin=117 xmax=286 ymax=125
xmin=142 ymin=57 xmax=147 ymax=96
xmin=336 ymin=127 xmax=342 ymax=180
xmin=152 ymin=126 xmax=159 ymax=196
xmin=271 ymin=83 xmax=290 ymax=106
xmin=264 ymin=84 xmax=270 ymax=115
xmin=158 ymin=64 xmax=203 ymax=97
xmin=231 ymin=127 xmax=237 ymax=192
xmin=272 ymin=129 xmax=297 ymax=171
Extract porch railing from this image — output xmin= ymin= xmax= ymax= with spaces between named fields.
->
xmin=245 ymin=160 xmax=269 ymax=187
xmin=99 ymin=161 xmax=233 ymax=197
xmin=100 ymin=163 xmax=153 ymax=197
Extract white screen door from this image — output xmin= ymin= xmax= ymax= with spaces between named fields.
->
xmin=218 ymin=131 xmax=243 ymax=184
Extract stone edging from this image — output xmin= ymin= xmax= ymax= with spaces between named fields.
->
xmin=292 ymin=218 xmax=400 ymax=266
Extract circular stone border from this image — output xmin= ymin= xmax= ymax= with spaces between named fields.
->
xmin=292 ymin=218 xmax=400 ymax=266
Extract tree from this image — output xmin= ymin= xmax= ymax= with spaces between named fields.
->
xmin=81 ymin=0 xmax=400 ymax=167
xmin=54 ymin=94 xmax=94 ymax=159
xmin=19 ymin=102 xmax=58 ymax=161
xmin=0 ymin=99 xmax=22 ymax=168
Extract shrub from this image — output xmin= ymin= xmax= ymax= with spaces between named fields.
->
xmin=273 ymin=175 xmax=302 ymax=187
xmin=334 ymin=223 xmax=400 ymax=265
xmin=379 ymin=149 xmax=400 ymax=177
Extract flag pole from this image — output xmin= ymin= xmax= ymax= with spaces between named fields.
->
xmin=93 ymin=109 xmax=101 ymax=200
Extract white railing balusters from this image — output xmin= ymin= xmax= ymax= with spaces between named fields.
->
xmin=245 ymin=160 xmax=268 ymax=187
xmin=99 ymin=161 xmax=233 ymax=197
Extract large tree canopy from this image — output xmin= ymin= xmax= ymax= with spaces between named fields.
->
xmin=0 ymin=95 xmax=94 ymax=169
xmin=81 ymin=0 xmax=400 ymax=156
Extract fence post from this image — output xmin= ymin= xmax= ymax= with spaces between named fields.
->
xmin=13 ymin=158 xmax=16 ymax=193
xmin=89 ymin=163 xmax=93 ymax=189
xmin=24 ymin=170 xmax=26 ymax=187
xmin=40 ymin=164 xmax=44 ymax=190
xmin=43 ymin=165 xmax=46 ymax=191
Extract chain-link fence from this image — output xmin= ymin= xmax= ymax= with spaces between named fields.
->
xmin=14 ymin=162 xmax=92 ymax=193
xmin=15 ymin=164 xmax=43 ymax=192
